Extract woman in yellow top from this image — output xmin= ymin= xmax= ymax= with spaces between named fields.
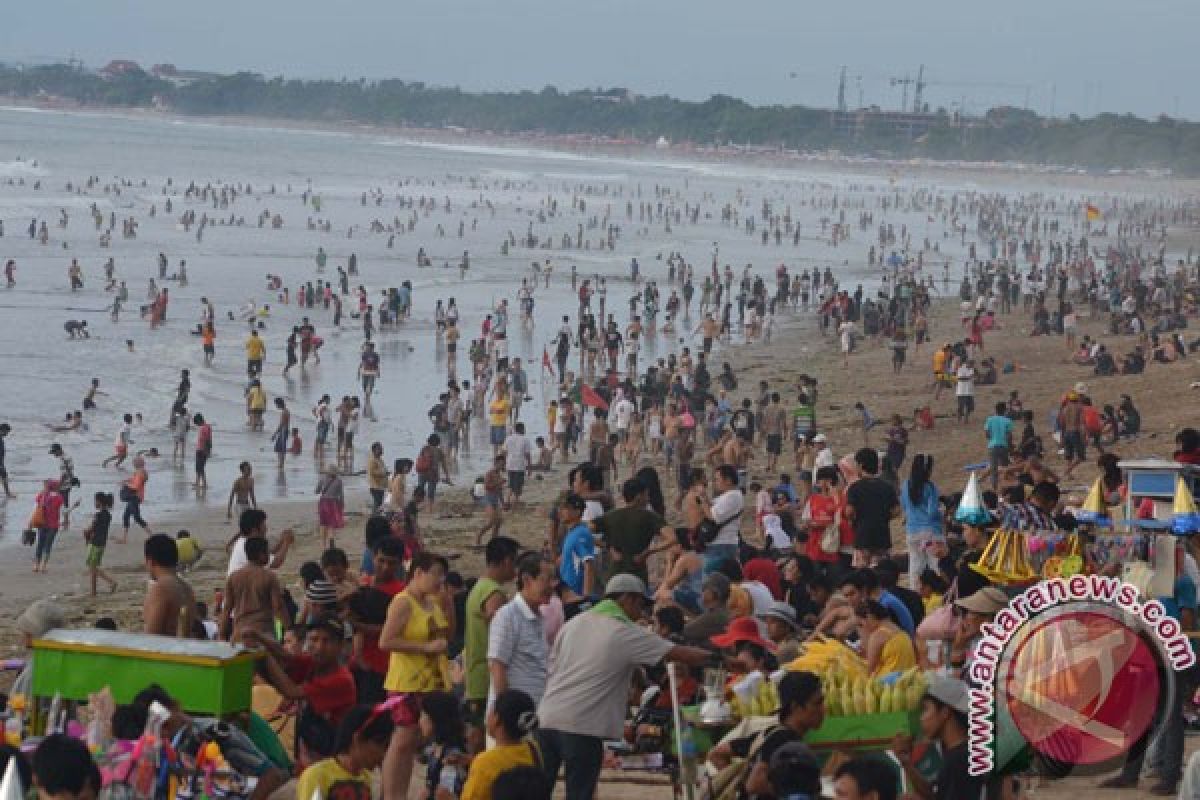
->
xmin=379 ymin=552 xmax=453 ymax=800
xmin=296 ymin=703 xmax=394 ymax=800
xmin=859 ymin=599 xmax=917 ymax=678
xmin=459 ymin=689 xmax=540 ymax=800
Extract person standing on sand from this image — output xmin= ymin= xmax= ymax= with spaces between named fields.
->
xmin=119 ymin=455 xmax=150 ymax=542
xmin=32 ymin=479 xmax=65 ymax=573
xmin=83 ymin=491 xmax=117 ymax=595
xmin=143 ymin=533 xmax=197 ymax=638
xmin=316 ymin=464 xmax=346 ymax=550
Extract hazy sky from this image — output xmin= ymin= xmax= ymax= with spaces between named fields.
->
xmin=1 ymin=0 xmax=1194 ymax=119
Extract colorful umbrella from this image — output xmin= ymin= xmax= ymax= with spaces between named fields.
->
xmin=955 ymin=472 xmax=992 ymax=526
xmin=1171 ymin=476 xmax=1200 ymax=535
xmin=1074 ymin=478 xmax=1112 ymax=528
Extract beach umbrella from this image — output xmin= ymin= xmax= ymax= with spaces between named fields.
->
xmin=954 ymin=472 xmax=992 ymax=526
xmin=1171 ymin=476 xmax=1200 ymax=535
xmin=0 ymin=758 xmax=22 ymax=800
xmin=1074 ymin=478 xmax=1112 ymax=528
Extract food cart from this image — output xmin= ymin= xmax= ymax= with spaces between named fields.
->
xmin=31 ymin=629 xmax=260 ymax=716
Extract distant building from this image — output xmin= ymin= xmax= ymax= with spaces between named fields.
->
xmin=149 ymin=63 xmax=220 ymax=88
xmin=100 ymin=60 xmax=142 ymax=79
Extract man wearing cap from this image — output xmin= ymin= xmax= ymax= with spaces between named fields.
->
xmin=708 ymin=671 xmax=826 ymax=800
xmin=950 ymin=586 xmax=1008 ymax=676
xmin=682 ymin=572 xmax=733 ymax=645
xmin=811 ymin=434 xmax=834 ymax=470
xmin=893 ymin=674 xmax=984 ymax=800
xmin=762 ymin=602 xmax=802 ymax=664
xmin=537 ymin=574 xmax=711 ymax=800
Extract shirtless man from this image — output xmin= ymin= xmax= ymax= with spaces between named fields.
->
xmin=144 ymin=533 xmax=197 ymax=638
xmin=227 ymin=461 xmax=258 ymax=520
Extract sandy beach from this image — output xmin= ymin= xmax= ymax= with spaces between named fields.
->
xmin=0 ymin=106 xmax=1198 ymax=799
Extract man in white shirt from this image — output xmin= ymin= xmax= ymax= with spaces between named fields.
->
xmin=704 ymin=464 xmax=745 ymax=573
xmin=611 ymin=394 xmax=635 ymax=440
xmin=503 ymin=422 xmax=532 ymax=507
xmin=955 ymin=360 xmax=976 ymax=424
xmin=488 ymin=553 xmax=555 ymax=709
xmin=225 ymin=509 xmax=294 ymax=577
xmin=812 ymin=433 xmax=835 ymax=470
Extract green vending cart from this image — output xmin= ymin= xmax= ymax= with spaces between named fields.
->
xmin=31 ymin=629 xmax=260 ymax=716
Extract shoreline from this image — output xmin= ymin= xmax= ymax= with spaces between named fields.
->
xmin=5 ymin=99 xmax=1200 ymax=195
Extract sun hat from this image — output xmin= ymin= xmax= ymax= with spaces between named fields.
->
xmin=761 ymin=601 xmax=799 ymax=631
xmin=711 ymin=616 xmax=776 ymax=652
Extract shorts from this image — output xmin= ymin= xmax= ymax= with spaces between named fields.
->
xmin=316 ymin=421 xmax=330 ymax=444
xmin=988 ymin=446 xmax=1010 ymax=470
xmin=86 ymin=544 xmax=106 ymax=568
xmin=195 ymin=450 xmax=209 ymax=474
xmin=702 ymin=337 xmax=713 ymax=353
xmin=386 ymin=692 xmax=424 ymax=728
xmin=362 ymin=375 xmax=376 ymax=393
xmin=1063 ymin=430 xmax=1087 ymax=461
xmin=247 ymin=358 xmax=262 ymax=375
xmin=766 ymin=434 xmax=783 ymax=455
xmin=489 ymin=425 xmax=506 ymax=446
xmin=418 ymin=474 xmax=438 ymax=502
xmin=203 ymin=344 xmax=215 ymax=356
xmin=956 ymin=395 xmax=975 ymax=414
xmin=507 ymin=470 xmax=526 ymax=495
xmin=483 ymin=493 xmax=502 ymax=509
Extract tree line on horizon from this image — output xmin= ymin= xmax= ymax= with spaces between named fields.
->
xmin=3 ymin=63 xmax=1200 ymax=175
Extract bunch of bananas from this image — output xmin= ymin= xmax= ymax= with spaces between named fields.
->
xmin=728 ymin=673 xmax=780 ymax=719
xmin=785 ymin=635 xmax=868 ymax=679
xmin=822 ymin=667 xmax=927 ymax=718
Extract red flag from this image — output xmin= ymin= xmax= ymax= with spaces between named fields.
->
xmin=580 ymin=384 xmax=609 ymax=411
xmin=542 ymin=347 xmax=554 ymax=377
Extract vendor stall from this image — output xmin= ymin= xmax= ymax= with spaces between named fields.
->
xmin=31 ymin=629 xmax=260 ymax=717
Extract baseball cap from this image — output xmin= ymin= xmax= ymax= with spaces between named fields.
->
xmin=956 ymin=586 xmax=1008 ymax=615
xmin=702 ymin=572 xmax=731 ymax=602
xmin=761 ymin=601 xmax=799 ymax=631
xmin=925 ymin=673 xmax=970 ymax=714
xmin=604 ymin=573 xmax=650 ymax=599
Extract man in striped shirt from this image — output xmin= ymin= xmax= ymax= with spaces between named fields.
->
xmin=487 ymin=552 xmax=556 ymax=708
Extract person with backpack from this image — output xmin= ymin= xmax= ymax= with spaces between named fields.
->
xmin=415 ymin=434 xmax=451 ymax=513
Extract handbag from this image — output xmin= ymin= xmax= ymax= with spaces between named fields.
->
xmin=28 ymin=503 xmax=45 ymax=530
xmin=818 ymin=510 xmax=842 ymax=555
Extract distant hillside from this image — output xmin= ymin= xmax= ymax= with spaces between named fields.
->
xmin=4 ymin=64 xmax=1200 ymax=175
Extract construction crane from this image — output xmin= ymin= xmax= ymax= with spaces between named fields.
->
xmin=889 ymin=65 xmax=927 ymax=113
xmin=837 ymin=66 xmax=847 ymax=112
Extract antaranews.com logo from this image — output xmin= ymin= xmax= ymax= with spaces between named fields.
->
xmin=967 ymin=575 xmax=1196 ymax=775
